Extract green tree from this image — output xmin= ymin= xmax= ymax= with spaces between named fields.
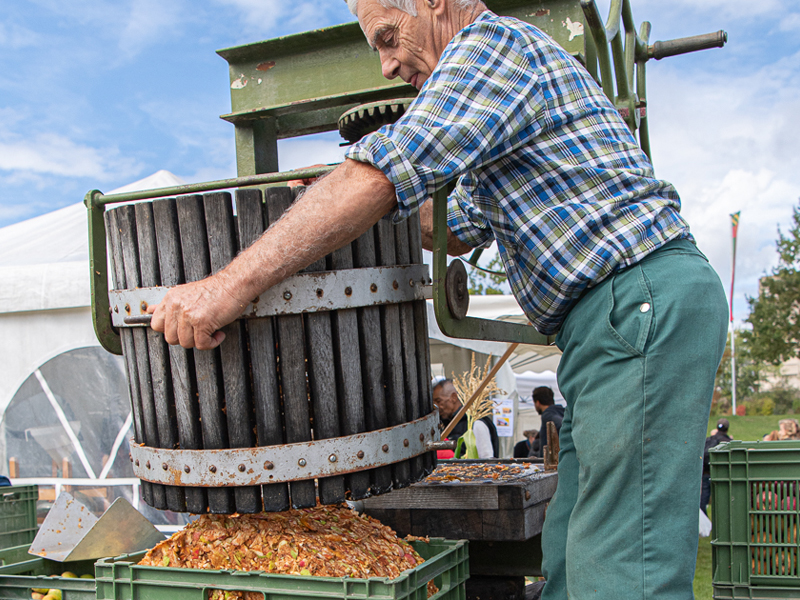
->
xmin=745 ymin=201 xmax=800 ymax=364
xmin=467 ymin=253 xmax=508 ymax=295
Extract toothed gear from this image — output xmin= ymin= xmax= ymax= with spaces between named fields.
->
xmin=338 ymin=99 xmax=415 ymax=144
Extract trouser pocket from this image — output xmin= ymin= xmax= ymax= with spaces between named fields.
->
xmin=605 ymin=264 xmax=653 ymax=356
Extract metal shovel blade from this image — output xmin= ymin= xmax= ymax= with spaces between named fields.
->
xmin=29 ymin=492 xmax=165 ymax=562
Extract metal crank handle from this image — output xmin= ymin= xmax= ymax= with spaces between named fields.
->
xmin=426 ymin=440 xmax=456 ymax=451
xmin=648 ymin=31 xmax=728 ymax=60
xmin=123 ymin=315 xmax=152 ymax=326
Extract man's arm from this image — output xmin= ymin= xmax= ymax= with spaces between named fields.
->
xmin=418 ymin=199 xmax=473 ymax=256
xmin=149 ymin=159 xmax=396 ymax=350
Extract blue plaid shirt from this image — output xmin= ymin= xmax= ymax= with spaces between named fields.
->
xmin=346 ymin=11 xmax=691 ymax=335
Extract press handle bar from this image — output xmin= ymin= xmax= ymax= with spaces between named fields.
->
xmin=648 ymin=30 xmax=728 ymax=60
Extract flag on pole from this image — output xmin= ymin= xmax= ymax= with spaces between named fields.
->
xmin=730 ymin=212 xmax=740 ymax=322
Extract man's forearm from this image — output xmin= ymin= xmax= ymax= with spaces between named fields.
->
xmin=220 ymin=159 xmax=397 ymax=302
xmin=418 ymin=199 xmax=473 ymax=256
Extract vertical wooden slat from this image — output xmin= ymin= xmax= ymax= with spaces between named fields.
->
xmin=152 ymin=198 xmax=208 ymax=514
xmin=135 ymin=202 xmax=186 ymax=513
xmin=106 ymin=209 xmax=152 ymax=507
xmin=375 ymin=219 xmax=411 ymax=489
xmin=204 ymin=192 xmax=262 ymax=514
xmin=176 ymin=195 xmax=234 ymax=514
xmin=290 ymin=187 xmax=346 ymax=506
xmin=407 ymin=212 xmax=436 ymax=474
xmin=330 ymin=243 xmax=370 ymax=500
xmin=235 ymin=188 xmax=289 ymax=512
xmin=352 ymin=227 xmax=393 ymax=494
xmin=117 ymin=206 xmax=166 ymax=508
xmin=394 ymin=220 xmax=423 ymax=480
xmin=265 ymin=188 xmax=316 ymax=509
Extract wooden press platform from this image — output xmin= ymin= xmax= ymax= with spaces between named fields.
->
xmin=361 ymin=459 xmax=558 ymax=600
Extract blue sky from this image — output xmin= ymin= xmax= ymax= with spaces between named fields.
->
xmin=1 ymin=0 xmax=799 ymax=324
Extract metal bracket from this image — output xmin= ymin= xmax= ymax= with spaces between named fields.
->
xmin=431 ymin=186 xmax=555 ymax=347
xmin=110 ymin=265 xmax=431 ymax=327
xmin=130 ymin=411 xmax=440 ymax=487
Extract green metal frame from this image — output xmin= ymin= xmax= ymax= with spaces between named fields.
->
xmin=87 ymin=0 xmax=726 ymax=354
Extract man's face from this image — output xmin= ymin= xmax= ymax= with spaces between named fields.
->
xmin=358 ymin=0 xmax=442 ymax=90
xmin=534 ymin=400 xmax=543 ymax=415
xmin=433 ymin=384 xmax=460 ymax=419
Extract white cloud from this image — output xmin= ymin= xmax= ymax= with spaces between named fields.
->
xmin=778 ymin=13 xmax=800 ymax=31
xmin=214 ymin=0 xmax=351 ymax=38
xmin=0 ymin=133 xmax=141 ymax=182
xmin=0 ymin=22 xmax=41 ymax=49
xmin=118 ymin=0 xmax=186 ymax=58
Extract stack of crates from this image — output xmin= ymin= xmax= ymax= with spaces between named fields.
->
xmin=711 ymin=440 xmax=800 ymax=599
xmin=0 ymin=485 xmax=38 ymax=550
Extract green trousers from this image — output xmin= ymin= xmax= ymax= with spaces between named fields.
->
xmin=540 ymin=240 xmax=728 ymax=600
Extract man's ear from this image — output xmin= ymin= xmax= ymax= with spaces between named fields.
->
xmin=422 ymin=0 xmax=446 ymax=16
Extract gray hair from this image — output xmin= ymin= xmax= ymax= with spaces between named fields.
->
xmin=347 ymin=0 xmax=480 ymax=17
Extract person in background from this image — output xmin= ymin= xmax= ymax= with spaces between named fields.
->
xmin=532 ymin=387 xmax=564 ymax=458
xmin=763 ymin=418 xmax=800 ymax=441
xmin=701 ymin=418 xmax=732 ymax=514
xmin=433 ymin=378 xmax=499 ymax=459
xmin=514 ymin=429 xmax=538 ymax=458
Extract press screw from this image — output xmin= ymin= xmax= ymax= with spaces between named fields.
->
xmin=344 ymin=287 xmax=353 ymax=296
xmin=184 ymin=465 xmax=191 ymax=473
xmin=146 ymin=461 xmax=151 ymax=469
xmin=238 ymin=464 xmax=246 ymax=472
xmin=209 ymin=465 xmax=217 ymax=473
xmin=392 ymin=280 xmax=399 ymax=290
xmin=283 ymin=291 xmax=292 ymax=300
xmin=114 ymin=306 xmax=120 ymax=313
xmin=382 ymin=444 xmax=389 ymax=453
xmin=431 ymin=428 xmax=436 ymax=436
xmin=298 ymin=458 xmax=307 ymax=467
xmin=420 ymin=434 xmax=425 ymax=442
xmin=252 ymin=295 xmax=260 ymax=304
xmin=357 ymin=451 xmax=365 ymax=459
xmin=316 ymin=288 xmax=324 ymax=298
xmin=370 ymin=283 xmax=378 ymax=293
xmin=403 ymin=439 xmax=409 ymax=447
xmin=141 ymin=301 xmax=148 ymax=312
xmin=264 ymin=461 xmax=274 ymax=470
xmin=124 ymin=303 xmax=131 ymax=314
xmin=328 ymin=454 xmax=338 ymax=463
xmin=409 ymin=279 xmax=415 ymax=287
xmin=162 ymin=463 xmax=168 ymax=471
xmin=135 ymin=459 xmax=140 ymax=467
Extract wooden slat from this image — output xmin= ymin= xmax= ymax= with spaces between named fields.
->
xmin=152 ymin=198 xmax=208 ymax=514
xmin=264 ymin=188 xmax=316 ymax=509
xmin=352 ymin=227 xmax=393 ymax=495
xmin=204 ymin=192 xmax=261 ymax=514
xmin=407 ymin=212 xmax=436 ymax=474
xmin=375 ymin=219 xmax=411 ymax=489
xmin=235 ymin=188 xmax=288 ymax=512
xmin=394 ymin=219 xmax=423 ymax=481
xmin=289 ymin=186 xmax=346 ymax=506
xmin=116 ymin=206 xmax=165 ymax=508
xmin=363 ymin=485 xmax=499 ymax=510
xmin=106 ymin=209 xmax=152 ymax=507
xmin=135 ymin=202 xmax=186 ymax=513
xmin=330 ymin=242 xmax=370 ymax=500
xmin=176 ymin=194 xmax=234 ymax=514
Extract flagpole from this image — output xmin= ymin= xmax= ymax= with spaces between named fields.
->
xmin=730 ymin=212 xmax=740 ymax=415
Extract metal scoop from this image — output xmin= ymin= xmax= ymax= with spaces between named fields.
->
xmin=29 ymin=492 xmax=165 ymax=562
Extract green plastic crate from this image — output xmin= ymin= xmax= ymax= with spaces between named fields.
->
xmin=710 ymin=440 xmax=800 ymax=599
xmin=95 ymin=538 xmax=468 ymax=600
xmin=0 ymin=486 xmax=38 ymax=550
xmin=0 ymin=543 xmax=96 ymax=599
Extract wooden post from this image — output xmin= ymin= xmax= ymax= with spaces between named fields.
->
xmin=544 ymin=421 xmax=560 ymax=472
xmin=8 ymin=457 xmax=18 ymax=478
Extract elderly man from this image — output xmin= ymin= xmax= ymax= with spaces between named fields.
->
xmin=432 ymin=378 xmax=498 ymax=458
xmin=150 ymin=1 xmax=728 ymax=598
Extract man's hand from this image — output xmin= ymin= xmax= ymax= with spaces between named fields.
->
xmin=148 ymin=273 xmax=250 ymax=350
xmin=418 ymin=199 xmax=473 ymax=255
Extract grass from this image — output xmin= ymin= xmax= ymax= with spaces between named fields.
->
xmin=693 ymin=413 xmax=796 ymax=599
